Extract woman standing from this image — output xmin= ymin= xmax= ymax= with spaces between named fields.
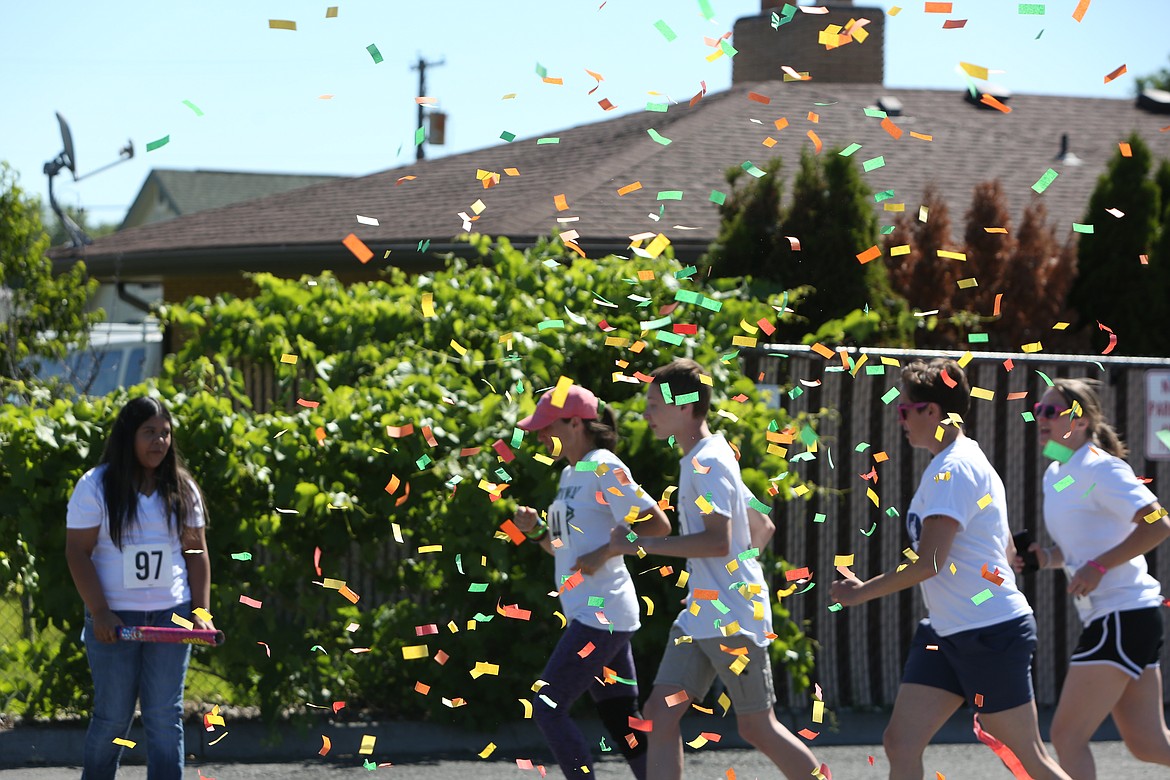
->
xmin=830 ymin=358 xmax=1071 ymax=780
xmin=1022 ymin=377 xmax=1170 ymax=779
xmin=65 ymin=397 xmax=213 ymax=780
xmin=513 ymin=384 xmax=670 ymax=779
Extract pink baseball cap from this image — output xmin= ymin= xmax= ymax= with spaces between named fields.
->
xmin=517 ymin=385 xmax=600 ymax=431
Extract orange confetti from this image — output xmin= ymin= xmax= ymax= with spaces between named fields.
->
xmin=1119 ymin=143 xmax=1133 ymax=157
xmin=807 ymin=129 xmax=822 ymax=154
xmin=856 ymin=245 xmax=882 ymax=264
xmin=396 ymin=175 xmax=417 ymax=185
xmin=909 ymin=131 xmax=933 ymax=141
xmin=554 ymin=194 xmax=569 ymax=211
xmin=881 ymin=116 xmax=903 ymax=140
xmin=774 ymin=117 xmax=789 ymax=131
xmin=415 ymin=681 xmax=431 ymax=695
xmin=747 ymin=91 xmax=771 ymax=104
xmin=807 ymin=111 xmax=819 ymax=123
xmin=598 ymin=98 xmax=615 ymax=111
xmin=924 ymin=1 xmax=952 ymax=11
xmin=980 ymin=94 xmax=1011 ymax=113
xmin=1072 ymin=0 xmax=1091 ymax=22
xmin=1104 ymin=64 xmax=1127 ymax=84
xmin=342 ymin=233 xmax=373 ymax=264
xmin=993 ymin=293 xmax=1003 ymax=317
xmin=319 ymin=736 xmax=332 ymax=756
xmin=617 ymin=181 xmax=643 ymax=196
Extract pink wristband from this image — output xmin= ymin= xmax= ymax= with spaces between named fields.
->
xmin=1087 ymin=559 xmax=1107 ymax=575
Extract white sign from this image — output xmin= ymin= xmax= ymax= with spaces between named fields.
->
xmin=1147 ymin=370 xmax=1170 ymax=460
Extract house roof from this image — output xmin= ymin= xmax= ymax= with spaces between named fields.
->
xmin=57 ymin=81 xmax=1170 ymax=279
xmin=118 ymin=168 xmax=346 ymax=230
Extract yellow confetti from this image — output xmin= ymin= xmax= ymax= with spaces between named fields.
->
xmin=970 ymin=387 xmax=994 ymax=401
xmin=977 ymin=494 xmax=993 ymax=509
xmin=644 ymin=233 xmax=671 ymax=259
xmin=1021 ymin=342 xmax=1044 ymax=353
xmin=903 ymin=548 xmax=920 ymax=563
xmin=834 ymin=554 xmax=855 ymax=567
xmin=717 ymin=691 xmax=732 ymax=715
xmin=1144 ymin=507 xmax=1168 ymax=524
xmin=949 ymin=562 xmax=957 ymax=575
xmin=553 ymin=611 xmax=567 ymax=628
xmin=279 ymin=353 xmax=298 ymax=364
xmin=402 ymin=644 xmax=429 ymax=660
xmin=359 ymin=735 xmax=376 ymax=755
xmin=421 ymin=292 xmax=435 ymax=318
xmin=113 ymin=738 xmax=136 ymax=748
xmin=479 ymin=742 xmax=497 ymax=759
xmin=171 ymin=613 xmax=194 ymax=630
xmin=957 ymin=351 xmax=974 ymax=367
xmin=450 ymin=340 xmax=467 ymax=356
xmin=812 ymin=699 xmax=825 ymax=723
xmin=470 ymin=661 xmax=500 ymax=678
xmin=641 ymin=595 xmax=655 ymax=616
xmin=418 ymin=544 xmax=443 ymax=553
xmin=866 ymin=487 xmax=879 ymax=506
xmin=695 ymin=494 xmax=714 ymax=514
xmin=686 ymin=735 xmax=710 ymax=749
xmin=676 ymin=570 xmax=690 ymax=589
xmin=519 ymin=698 xmax=534 ymax=718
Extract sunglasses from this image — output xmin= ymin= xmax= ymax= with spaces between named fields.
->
xmin=1032 ymin=403 xmax=1071 ymax=419
xmin=897 ymin=402 xmax=930 ymax=420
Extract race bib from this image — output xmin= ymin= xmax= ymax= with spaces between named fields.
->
xmin=123 ymin=544 xmax=172 ymax=590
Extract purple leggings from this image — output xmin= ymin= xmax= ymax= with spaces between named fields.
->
xmin=533 ymin=620 xmax=647 ymax=779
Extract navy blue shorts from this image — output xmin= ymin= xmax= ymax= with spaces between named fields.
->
xmin=1071 ymin=607 xmax=1164 ymax=679
xmin=902 ymin=615 xmax=1037 ymax=713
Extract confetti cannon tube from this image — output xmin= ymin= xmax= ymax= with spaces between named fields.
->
xmin=116 ymin=626 xmax=225 ymax=647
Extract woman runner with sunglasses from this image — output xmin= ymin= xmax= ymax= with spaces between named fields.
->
xmin=831 ymin=358 xmax=1071 ymax=780
xmin=1015 ymin=378 xmax=1170 ymax=779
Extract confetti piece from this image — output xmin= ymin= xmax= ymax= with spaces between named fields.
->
xmin=145 ymin=135 xmax=170 ymax=152
xmin=654 ymin=19 xmax=677 ymax=41
xmin=279 ymin=353 xmax=298 ymax=364
xmin=960 ymin=62 xmax=989 ymax=80
xmin=342 ymin=233 xmax=373 ymax=264
xmin=359 ymin=735 xmax=376 ymax=755
xmin=181 ymin=99 xmax=204 ymax=116
xmin=856 ymin=245 xmax=881 ymax=264
xmin=239 ymin=595 xmax=262 ymax=609
xmin=618 ymin=181 xmax=643 ymax=196
xmin=402 ymin=644 xmax=429 ymax=660
xmin=1104 ymin=64 xmax=1127 ymax=84
xmin=971 ymin=589 xmax=994 ymax=605
xmin=943 ymin=19 xmax=968 ymax=28
xmin=647 ymin=129 xmax=673 ymax=146
xmin=980 ymin=93 xmax=1010 ymax=112
xmin=268 ymin=19 xmax=296 ymax=30
xmin=479 ymin=743 xmax=496 ymax=759
xmin=1072 ymin=0 xmax=1091 ymax=21
xmin=367 ymin=44 xmax=383 ymax=64
xmin=1032 ymin=168 xmax=1059 ymax=194
xmin=1018 ymin=3 xmax=1045 ymax=13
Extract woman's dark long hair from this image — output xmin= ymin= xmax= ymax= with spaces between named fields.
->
xmin=99 ymin=397 xmax=204 ymax=549
xmin=584 ymin=405 xmax=620 ymax=451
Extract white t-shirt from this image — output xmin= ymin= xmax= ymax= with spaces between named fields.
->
xmin=1043 ymin=443 xmax=1162 ymax=625
xmin=673 ymin=434 xmax=773 ymax=647
xmin=67 ymin=465 xmax=205 ymax=611
xmin=548 ymin=449 xmax=658 ymax=632
xmin=907 ymin=436 xmax=1032 ymax=636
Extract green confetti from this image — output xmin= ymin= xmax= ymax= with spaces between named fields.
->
xmin=863 ymin=107 xmax=888 ymax=118
xmin=675 ymin=266 xmax=698 ymax=279
xmin=654 ymin=19 xmax=677 ymax=41
xmin=417 ymin=239 xmax=431 ymax=252
xmin=1072 ymin=223 xmax=1094 ymax=233
xmin=1035 ymin=28 xmax=1045 ymax=39
xmin=181 ymin=100 xmax=204 ymax=116
xmin=467 ymin=582 xmax=488 ymax=592
xmin=1035 ymin=370 xmax=1054 ymax=386
xmin=709 ymin=190 xmax=727 ymax=205
xmin=861 ymin=522 xmax=877 ymax=536
xmin=814 ymin=513 xmax=827 ymax=523
xmin=1031 ymin=168 xmax=1059 ymax=193
xmin=537 ymin=137 xmax=560 ymax=145
xmin=1043 ymin=440 xmax=1075 ymax=463
xmin=230 ymin=552 xmax=252 ymax=561
xmin=364 ymin=759 xmax=377 ymax=771
xmin=366 ymin=43 xmax=383 ymax=63
xmin=600 ymin=738 xmax=612 ymax=753
xmin=741 ymin=161 xmax=767 ymax=178
xmin=697 ymin=0 xmax=716 ymax=20
xmin=862 ymin=156 xmax=886 ymax=172
xmin=719 ymin=39 xmax=738 ymax=57
xmin=710 ymin=598 xmax=731 ymax=615
xmin=1053 ymin=475 xmax=1076 ymax=492
xmin=968 ymin=333 xmax=989 ymax=343
xmin=455 ymin=554 xmax=464 ymax=574
xmin=1156 ymin=430 xmax=1170 ymax=451
xmin=971 ymin=589 xmax=995 ymax=605
xmin=1018 ymin=3 xmax=1045 ymax=13
xmin=647 ymin=129 xmax=673 ymax=146
xmin=880 ymin=225 xmax=896 ymax=235
xmin=839 ymin=143 xmax=863 ymax=156
xmin=656 ymin=330 xmax=684 ymax=345
xmin=674 ymin=391 xmax=700 ymax=405
xmin=749 ymin=497 xmax=772 ymax=513
xmin=535 ymin=62 xmax=548 ymax=78
xmin=587 ymin=596 xmax=606 ymax=607
xmin=500 ymin=130 xmax=516 ymax=142
xmin=660 ymin=383 xmax=674 ymax=404
xmin=874 ymin=189 xmax=896 ymax=202
xmin=674 ymin=289 xmax=700 ymax=304
xmin=788 ymin=386 xmax=804 ymax=400
xmin=646 ymin=102 xmax=669 ymax=112
xmin=414 ymin=126 xmax=426 ymax=146
xmin=657 ymin=190 xmax=683 ymax=200
xmin=828 ymin=603 xmax=843 ymax=612
xmin=886 ymin=507 xmax=900 ymax=517
xmin=472 ymin=613 xmax=494 ymax=622
xmin=698 ymin=296 xmax=722 ymax=312
xmin=773 ymin=3 xmax=796 ymax=27
xmin=855 ymin=442 xmax=871 ymax=452
xmin=881 ymin=386 xmax=900 ymax=404
xmin=865 ymin=365 xmax=885 ymax=375
xmin=537 ymin=319 xmax=565 ymax=331
xmin=575 ymin=460 xmax=601 ymax=472
xmin=738 ymin=548 xmax=760 ymax=561
xmin=1021 ymin=411 xmax=1036 ymax=422
xmin=145 ymin=135 xmax=170 ymax=152
xmin=416 ymin=453 xmax=432 ymax=469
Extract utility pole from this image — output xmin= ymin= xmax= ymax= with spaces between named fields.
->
xmin=410 ymin=54 xmax=445 ymax=161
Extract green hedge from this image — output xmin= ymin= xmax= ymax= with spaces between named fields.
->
xmin=0 ymin=236 xmax=817 ymax=724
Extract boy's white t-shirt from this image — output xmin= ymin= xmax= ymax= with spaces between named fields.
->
xmin=1043 ymin=443 xmax=1162 ymax=625
xmin=907 ymin=436 xmax=1032 ymax=636
xmin=67 ymin=465 xmax=204 ymax=611
xmin=548 ymin=449 xmax=658 ymax=632
xmin=673 ymin=434 xmax=773 ymax=647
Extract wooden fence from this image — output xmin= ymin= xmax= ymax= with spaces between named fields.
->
xmin=742 ymin=345 xmax=1170 ymax=709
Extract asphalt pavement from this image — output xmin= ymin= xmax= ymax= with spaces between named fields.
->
xmin=0 ymin=742 xmax=1152 ymax=780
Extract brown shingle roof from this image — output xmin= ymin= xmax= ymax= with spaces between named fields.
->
xmin=57 ymin=81 xmax=1170 ymax=278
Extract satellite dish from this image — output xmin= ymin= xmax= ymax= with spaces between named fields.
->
xmin=55 ymin=112 xmax=77 ymax=179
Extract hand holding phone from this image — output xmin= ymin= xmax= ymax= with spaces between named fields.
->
xmin=1013 ymin=530 xmax=1040 ymax=574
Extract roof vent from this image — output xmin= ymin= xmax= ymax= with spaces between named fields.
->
xmin=965 ymin=84 xmax=1011 ymax=109
xmin=877 ymin=96 xmax=903 ymax=117
xmin=1137 ymin=88 xmax=1170 ymax=114
xmin=1055 ymin=133 xmax=1083 ymax=166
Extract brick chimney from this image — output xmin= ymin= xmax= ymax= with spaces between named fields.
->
xmin=733 ymin=1 xmax=885 ymax=85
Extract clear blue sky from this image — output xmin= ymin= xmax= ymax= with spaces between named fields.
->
xmin=3 ymin=0 xmax=1167 ymax=224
